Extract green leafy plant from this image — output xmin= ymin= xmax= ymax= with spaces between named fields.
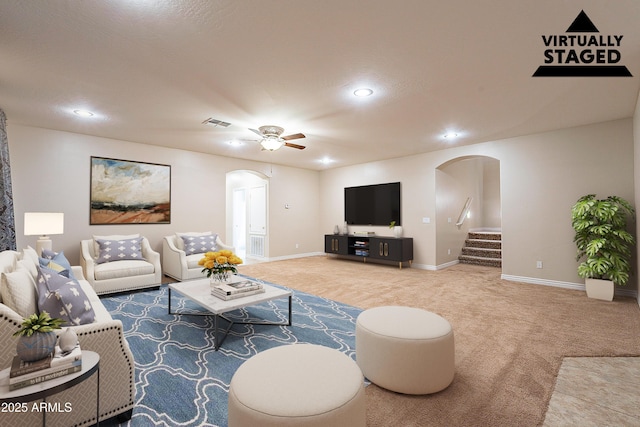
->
xmin=571 ymin=194 xmax=636 ymax=286
xmin=13 ymin=311 xmax=64 ymax=337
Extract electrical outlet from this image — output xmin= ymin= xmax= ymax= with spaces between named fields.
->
xmin=295 ymin=243 xmax=299 ymax=249
xmin=536 ymin=261 xmax=543 ymax=269
xmin=447 ymin=249 xmax=451 ymax=255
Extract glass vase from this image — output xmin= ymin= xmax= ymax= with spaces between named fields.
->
xmin=210 ymin=270 xmax=231 ymax=285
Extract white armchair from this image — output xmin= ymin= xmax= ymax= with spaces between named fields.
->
xmin=80 ymin=234 xmax=162 ymax=295
xmin=163 ymin=232 xmax=235 ymax=281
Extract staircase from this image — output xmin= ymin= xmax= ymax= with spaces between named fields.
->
xmin=459 ymin=231 xmax=502 ymax=268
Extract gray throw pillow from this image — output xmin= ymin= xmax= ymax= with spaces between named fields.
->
xmin=36 ymin=266 xmax=96 ymax=326
xmin=181 ymin=234 xmax=218 ymax=255
xmin=96 ymin=237 xmax=145 ymax=264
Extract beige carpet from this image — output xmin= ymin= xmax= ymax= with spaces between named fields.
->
xmin=239 ymin=256 xmax=640 ymax=427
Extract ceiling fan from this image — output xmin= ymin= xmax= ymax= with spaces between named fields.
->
xmin=249 ymin=125 xmax=306 ymax=151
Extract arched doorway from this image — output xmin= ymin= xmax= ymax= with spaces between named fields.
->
xmin=226 ymin=170 xmax=269 ymax=264
xmin=435 ymin=156 xmax=501 ymax=268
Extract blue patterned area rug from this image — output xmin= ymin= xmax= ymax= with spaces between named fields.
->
xmin=100 ymin=278 xmax=362 ymax=427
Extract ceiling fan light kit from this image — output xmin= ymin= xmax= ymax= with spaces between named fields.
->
xmin=261 ymin=137 xmax=285 ymax=151
xmin=249 ymin=125 xmax=306 ymax=151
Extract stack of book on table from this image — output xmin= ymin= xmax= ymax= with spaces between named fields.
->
xmin=9 ymin=345 xmax=82 ymax=391
xmin=211 ymin=280 xmax=264 ymax=301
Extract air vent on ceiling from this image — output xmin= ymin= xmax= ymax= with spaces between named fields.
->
xmin=202 ymin=117 xmax=232 ymax=128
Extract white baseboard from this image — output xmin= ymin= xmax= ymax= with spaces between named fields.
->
xmin=411 ymin=262 xmax=437 ymax=271
xmin=501 ymin=274 xmax=584 ymax=291
xmin=435 ymin=260 xmax=460 ymax=270
xmin=407 ymin=260 xmax=461 ymax=271
xmin=501 ymin=274 xmax=639 ymax=299
xmin=266 ymin=252 xmax=325 ymax=262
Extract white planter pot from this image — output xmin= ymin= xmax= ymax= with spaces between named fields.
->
xmin=585 ymin=278 xmax=614 ymax=301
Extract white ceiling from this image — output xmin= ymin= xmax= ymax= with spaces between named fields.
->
xmin=1 ymin=1 xmax=639 ymax=170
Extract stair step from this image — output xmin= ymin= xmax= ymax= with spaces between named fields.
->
xmin=458 ymin=255 xmax=502 ymax=268
xmin=465 ymin=239 xmax=501 ymax=249
xmin=461 ymin=247 xmax=502 ymax=259
xmin=468 ymin=232 xmax=502 ymax=241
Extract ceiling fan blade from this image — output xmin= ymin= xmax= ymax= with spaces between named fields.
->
xmin=249 ymin=128 xmax=264 ymax=137
xmin=282 ymin=133 xmax=305 ymax=141
xmin=285 ymin=142 xmax=306 ymax=150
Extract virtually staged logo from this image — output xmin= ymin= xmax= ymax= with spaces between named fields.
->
xmin=533 ymin=10 xmax=632 ymax=77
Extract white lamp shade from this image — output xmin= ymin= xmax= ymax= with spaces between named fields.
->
xmin=24 ymin=212 xmax=64 ymax=236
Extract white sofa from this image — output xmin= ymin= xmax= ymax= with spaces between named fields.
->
xmin=163 ymin=232 xmax=235 ymax=281
xmin=80 ymin=234 xmax=162 ymax=295
xmin=0 ymin=248 xmax=135 ymax=426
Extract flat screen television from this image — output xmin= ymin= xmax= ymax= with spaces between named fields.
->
xmin=344 ymin=182 xmax=401 ymax=226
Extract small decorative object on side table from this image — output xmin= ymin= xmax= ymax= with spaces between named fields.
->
xmin=58 ymin=328 xmax=79 ymax=353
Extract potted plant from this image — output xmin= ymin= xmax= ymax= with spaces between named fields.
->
xmin=571 ymin=194 xmax=636 ymax=301
xmin=389 ymin=221 xmax=403 ymax=238
xmin=13 ymin=311 xmax=64 ymax=362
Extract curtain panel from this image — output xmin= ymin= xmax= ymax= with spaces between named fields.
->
xmin=0 ymin=108 xmax=16 ymax=251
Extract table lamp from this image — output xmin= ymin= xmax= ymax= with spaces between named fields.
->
xmin=24 ymin=212 xmax=64 ymax=255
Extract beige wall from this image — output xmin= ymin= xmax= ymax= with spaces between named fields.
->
xmin=434 ymin=156 xmax=500 ymax=266
xmin=436 ymin=158 xmax=482 ymax=265
xmin=8 ymin=118 xmax=636 ymax=293
xmin=499 ymin=119 xmax=634 ymax=287
xmin=482 ymin=158 xmax=501 ymax=228
xmin=320 ymin=118 xmax=635 ymax=291
xmin=7 ymin=124 xmax=321 ymax=265
xmin=264 ymin=163 xmax=322 ymax=259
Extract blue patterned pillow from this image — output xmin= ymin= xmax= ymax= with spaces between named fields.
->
xmin=39 ymin=250 xmax=76 ymax=280
xmin=36 ymin=266 xmax=96 ymax=326
xmin=96 ymin=237 xmax=145 ymax=264
xmin=181 ymin=234 xmax=218 ymax=255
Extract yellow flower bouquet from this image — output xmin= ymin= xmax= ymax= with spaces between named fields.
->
xmin=198 ymin=250 xmax=243 ymax=282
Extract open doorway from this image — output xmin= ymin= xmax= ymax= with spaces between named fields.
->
xmin=435 ymin=156 xmax=501 ymax=268
xmin=226 ymin=170 xmax=268 ymax=264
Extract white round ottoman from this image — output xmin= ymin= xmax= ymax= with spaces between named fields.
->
xmin=356 ymin=306 xmax=454 ymax=395
xmin=228 ymin=344 xmax=366 ymax=427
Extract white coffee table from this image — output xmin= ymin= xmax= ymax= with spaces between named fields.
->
xmin=168 ymin=276 xmax=292 ymax=350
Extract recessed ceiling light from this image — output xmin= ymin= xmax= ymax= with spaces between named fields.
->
xmin=227 ymin=140 xmax=244 ymax=147
xmin=353 ymin=88 xmax=373 ymax=97
xmin=319 ymin=157 xmax=334 ymax=165
xmin=73 ymin=109 xmax=94 ymax=117
xmin=443 ymin=132 xmax=459 ymax=139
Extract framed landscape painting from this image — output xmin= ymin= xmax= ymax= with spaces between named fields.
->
xmin=90 ymin=157 xmax=171 ymax=224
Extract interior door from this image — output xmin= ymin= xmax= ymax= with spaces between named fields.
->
xmin=247 ymin=184 xmax=267 ymax=258
xmin=249 ymin=185 xmax=266 ymax=235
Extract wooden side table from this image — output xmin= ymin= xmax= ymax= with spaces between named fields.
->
xmin=0 ymin=350 xmax=100 ymax=426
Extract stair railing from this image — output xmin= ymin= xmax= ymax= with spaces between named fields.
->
xmin=456 ymin=197 xmax=473 ymax=227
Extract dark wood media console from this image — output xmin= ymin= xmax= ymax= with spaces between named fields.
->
xmin=324 ymin=234 xmax=413 ymax=269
